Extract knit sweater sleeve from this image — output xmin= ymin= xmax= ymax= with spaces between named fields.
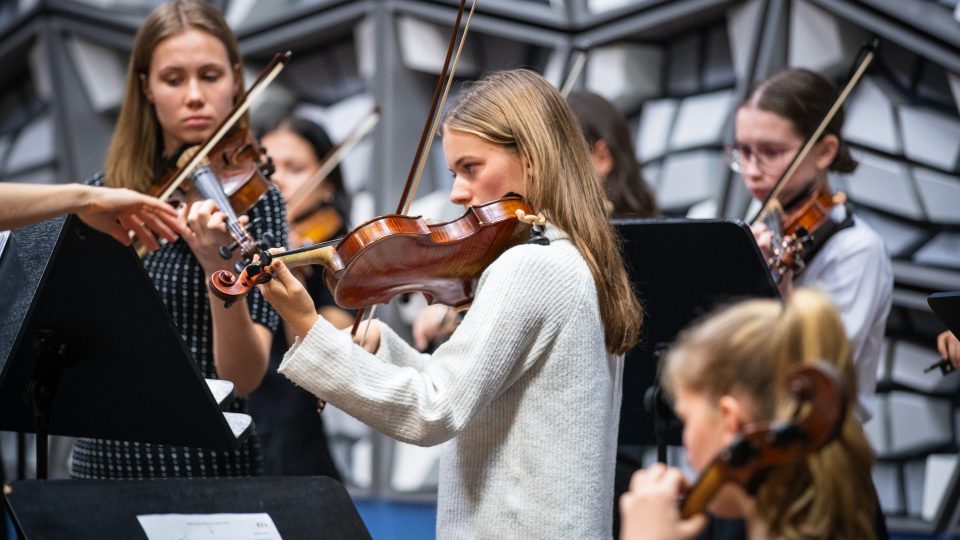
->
xmin=278 ymin=242 xmax=587 ymax=446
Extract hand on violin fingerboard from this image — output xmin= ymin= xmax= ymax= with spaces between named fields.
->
xmin=256 ymin=258 xmax=318 ymax=339
xmin=750 ymin=222 xmax=794 ymax=297
xmin=620 ymin=464 xmax=707 ymax=540
xmin=179 ymin=199 xmax=246 ymax=273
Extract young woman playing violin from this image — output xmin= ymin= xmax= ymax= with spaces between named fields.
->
xmin=409 ymin=89 xmax=661 ymax=352
xmin=71 ymin=0 xmax=286 ymax=479
xmin=258 ymin=68 xmax=642 ymax=537
xmin=734 ymin=68 xmax=892 ymax=422
xmin=245 ymin=116 xmax=350 ymax=478
xmin=620 ymin=289 xmax=878 ymax=540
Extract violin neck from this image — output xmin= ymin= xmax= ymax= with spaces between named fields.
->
xmin=679 ymin=463 xmax=726 ymax=519
xmin=275 ymin=245 xmax=338 ymax=272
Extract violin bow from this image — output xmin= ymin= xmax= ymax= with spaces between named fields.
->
xmin=353 ymin=0 xmax=477 ymax=340
xmin=749 ymin=39 xmax=877 ymax=226
xmin=286 ymin=106 xmax=382 ymax=217
xmin=156 ymin=51 xmax=292 ymax=203
xmin=559 ymin=48 xmax=587 ymax=99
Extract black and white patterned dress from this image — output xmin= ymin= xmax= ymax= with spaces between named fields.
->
xmin=71 ymin=172 xmax=287 ymax=479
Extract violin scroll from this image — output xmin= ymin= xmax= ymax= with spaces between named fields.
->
xmin=679 ymin=362 xmax=846 ymax=519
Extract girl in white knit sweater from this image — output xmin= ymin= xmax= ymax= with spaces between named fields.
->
xmin=258 ymin=69 xmax=642 ymax=538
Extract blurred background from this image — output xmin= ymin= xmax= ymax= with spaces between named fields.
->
xmin=0 ymin=0 xmax=958 ymax=537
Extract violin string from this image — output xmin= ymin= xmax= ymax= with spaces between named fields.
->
xmin=402 ymin=0 xmax=478 ymax=217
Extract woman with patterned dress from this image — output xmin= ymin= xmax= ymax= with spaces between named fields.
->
xmin=71 ymin=0 xmax=285 ymax=479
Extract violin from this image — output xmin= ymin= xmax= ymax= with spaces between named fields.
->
xmin=680 ymin=362 xmax=846 ymax=519
xmin=151 ymin=127 xmax=275 ymax=260
xmin=760 ymin=186 xmax=849 ymax=281
xmin=209 ymin=194 xmax=543 ymax=309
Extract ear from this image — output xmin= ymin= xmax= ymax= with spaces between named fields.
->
xmin=814 ymin=134 xmax=840 ymax=171
xmin=716 ymin=395 xmax=750 ymax=444
xmin=140 ymin=73 xmax=154 ymax=104
xmin=591 ymin=139 xmax=614 ymax=177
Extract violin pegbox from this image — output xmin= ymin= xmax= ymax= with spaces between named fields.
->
xmin=515 ymin=209 xmax=549 ymax=246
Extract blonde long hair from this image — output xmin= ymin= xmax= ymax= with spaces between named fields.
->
xmin=443 ymin=69 xmax=642 ymax=355
xmin=104 ymin=0 xmax=245 ymax=192
xmin=664 ymin=289 xmax=875 ymax=539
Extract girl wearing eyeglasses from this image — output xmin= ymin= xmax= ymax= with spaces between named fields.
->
xmin=730 ymin=68 xmax=892 ymax=424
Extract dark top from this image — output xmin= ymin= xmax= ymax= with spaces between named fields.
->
xmin=71 ymin=172 xmax=286 ymax=479
xmin=246 ymin=222 xmax=346 ymax=479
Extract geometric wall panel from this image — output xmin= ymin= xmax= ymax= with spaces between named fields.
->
xmin=873 ymin=461 xmax=905 ymax=514
xmin=922 ymin=454 xmax=959 ymax=521
xmin=29 ymin=39 xmax=53 ymax=102
xmin=890 ymin=340 xmax=960 ymax=394
xmin=656 ymin=150 xmax=725 ymax=210
xmin=844 ymin=76 xmax=903 ymax=154
xmin=726 ymin=0 xmax=763 ymax=80
xmin=668 ymin=89 xmax=735 ymax=152
xmin=905 ymin=459 xmax=926 ymax=517
xmin=788 ymin=0 xmax=870 ymax=75
xmin=854 ymin=209 xmax=927 ymax=259
xmin=950 ymin=73 xmax=960 ymax=117
xmin=702 ymin=25 xmax=736 ymax=89
xmin=65 ymin=36 xmax=126 ymax=113
xmin=667 ymin=35 xmax=700 ymax=95
xmin=397 ymin=16 xmax=480 ymax=76
xmin=5 ymin=115 xmax=55 ymax=175
xmin=913 ymin=232 xmax=960 ymax=270
xmin=900 ymin=105 xmax=960 ymax=172
xmin=913 ymin=166 xmax=960 ymax=225
xmin=586 ymin=43 xmax=663 ymax=111
xmin=636 ymin=98 xmax=678 ymax=162
xmin=887 ymin=391 xmax=953 ymax=455
xmin=845 ymin=150 xmax=926 ymax=221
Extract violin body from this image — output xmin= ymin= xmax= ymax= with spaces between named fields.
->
xmin=152 ymin=128 xmax=271 ymax=216
xmin=763 ymin=187 xmax=848 ymax=280
xmin=210 ymin=195 xmax=536 ymax=309
xmin=290 ymin=200 xmax=344 ymax=246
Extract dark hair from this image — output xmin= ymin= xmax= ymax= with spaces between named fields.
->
xmin=743 ymin=68 xmax=858 ymax=174
xmin=263 ymin=116 xmax=351 ymax=223
xmin=566 ymin=91 xmax=659 ymax=218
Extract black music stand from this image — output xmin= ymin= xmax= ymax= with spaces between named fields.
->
xmin=4 ymin=475 xmax=369 ymax=540
xmin=0 ymin=216 xmax=250 ymax=480
xmin=614 ymin=219 xmax=780 ymax=451
xmin=925 ymin=291 xmax=960 ymax=533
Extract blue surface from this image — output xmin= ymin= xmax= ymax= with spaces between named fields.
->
xmin=353 ymin=499 xmax=436 ymax=540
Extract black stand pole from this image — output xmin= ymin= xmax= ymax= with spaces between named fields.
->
xmin=26 ymin=330 xmax=69 ymax=481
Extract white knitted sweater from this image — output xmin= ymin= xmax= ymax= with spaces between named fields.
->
xmin=279 ymin=224 xmax=623 ymax=539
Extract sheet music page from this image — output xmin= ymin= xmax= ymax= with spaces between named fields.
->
xmin=137 ymin=513 xmax=282 ymax=540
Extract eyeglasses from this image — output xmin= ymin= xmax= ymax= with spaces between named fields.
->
xmin=724 ymin=143 xmax=800 ymax=175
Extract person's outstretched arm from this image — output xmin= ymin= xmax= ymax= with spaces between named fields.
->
xmin=0 ymin=182 xmax=183 ymax=250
